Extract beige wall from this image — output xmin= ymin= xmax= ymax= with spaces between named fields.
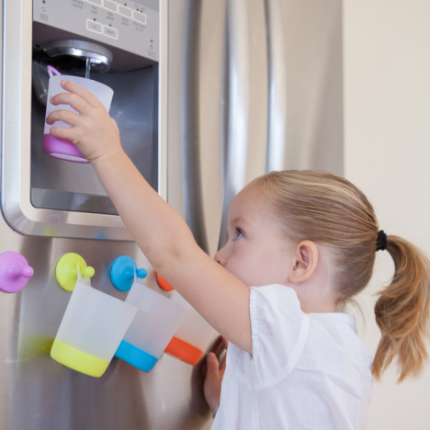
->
xmin=343 ymin=1 xmax=430 ymax=429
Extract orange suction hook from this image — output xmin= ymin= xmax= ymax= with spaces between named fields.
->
xmin=156 ymin=273 xmax=174 ymax=291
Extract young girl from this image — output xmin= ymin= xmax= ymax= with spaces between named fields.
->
xmin=47 ymin=80 xmax=430 ymax=429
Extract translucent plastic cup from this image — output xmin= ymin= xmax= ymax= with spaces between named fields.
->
xmin=115 ymin=283 xmax=186 ymax=372
xmin=43 ymin=75 xmax=114 ymax=163
xmin=50 ymin=282 xmax=137 ymax=377
xmin=165 ymin=291 xmax=215 ymax=365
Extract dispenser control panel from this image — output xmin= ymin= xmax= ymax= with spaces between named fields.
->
xmin=33 ymin=0 xmax=159 ymax=62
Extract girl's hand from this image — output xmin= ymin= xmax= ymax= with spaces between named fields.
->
xmin=204 ymin=337 xmax=228 ymax=414
xmin=46 ymin=79 xmax=123 ymax=164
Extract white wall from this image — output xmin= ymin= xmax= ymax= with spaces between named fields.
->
xmin=343 ymin=1 xmax=430 ymax=429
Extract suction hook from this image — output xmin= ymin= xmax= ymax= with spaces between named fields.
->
xmin=156 ymin=273 xmax=174 ymax=292
xmin=0 ymin=251 xmax=34 ymax=293
xmin=110 ymin=256 xmax=147 ymax=292
xmin=56 ymin=253 xmax=95 ymax=292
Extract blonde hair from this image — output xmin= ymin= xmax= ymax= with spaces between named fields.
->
xmin=254 ymin=170 xmax=430 ymax=382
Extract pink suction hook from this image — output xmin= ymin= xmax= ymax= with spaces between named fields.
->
xmin=47 ymin=65 xmax=61 ymax=78
xmin=11 ymin=265 xmax=34 ymax=278
xmin=0 ymin=251 xmax=34 ymax=293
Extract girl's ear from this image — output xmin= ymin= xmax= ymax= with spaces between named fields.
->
xmin=289 ymin=241 xmax=319 ymax=284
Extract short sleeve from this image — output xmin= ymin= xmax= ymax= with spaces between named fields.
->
xmin=231 ymin=284 xmax=310 ymax=391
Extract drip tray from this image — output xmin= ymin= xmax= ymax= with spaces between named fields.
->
xmin=31 ymin=188 xmax=118 ymax=215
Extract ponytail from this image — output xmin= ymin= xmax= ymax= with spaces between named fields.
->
xmin=373 ymin=235 xmax=430 ymax=381
xmin=255 ymin=170 xmax=430 ymax=382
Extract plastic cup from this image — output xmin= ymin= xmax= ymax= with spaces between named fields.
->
xmin=165 ymin=291 xmax=215 ymax=365
xmin=50 ymin=283 xmax=137 ymax=377
xmin=115 ymin=283 xmax=186 ymax=372
xmin=43 ymin=75 xmax=114 ymax=163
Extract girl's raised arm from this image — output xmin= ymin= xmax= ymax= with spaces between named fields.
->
xmin=47 ymin=79 xmax=253 ymax=354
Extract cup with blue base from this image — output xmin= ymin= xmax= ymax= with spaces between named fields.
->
xmin=115 ymin=282 xmax=186 ymax=372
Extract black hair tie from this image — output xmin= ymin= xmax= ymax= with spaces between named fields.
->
xmin=376 ymin=230 xmax=387 ymax=251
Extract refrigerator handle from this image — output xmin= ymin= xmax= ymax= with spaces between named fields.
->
xmin=218 ymin=0 xmax=250 ymax=249
xmin=182 ymin=0 xmax=210 ymax=253
xmin=265 ymin=0 xmax=287 ymax=172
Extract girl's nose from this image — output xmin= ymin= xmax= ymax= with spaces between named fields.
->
xmin=214 ymin=248 xmax=227 ymax=266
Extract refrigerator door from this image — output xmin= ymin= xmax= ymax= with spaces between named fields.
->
xmin=0 ymin=0 xmax=343 ymax=430
xmin=170 ymin=0 xmax=344 ymax=258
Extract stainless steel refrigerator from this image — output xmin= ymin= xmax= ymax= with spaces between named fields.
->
xmin=0 ymin=0 xmax=343 ymax=429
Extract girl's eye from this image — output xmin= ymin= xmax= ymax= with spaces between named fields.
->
xmin=234 ymin=228 xmax=243 ymax=240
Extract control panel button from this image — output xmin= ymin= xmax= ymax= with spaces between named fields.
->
xmin=87 ymin=0 xmax=103 ymax=6
xmin=103 ymin=0 xmax=117 ymax=12
xmin=103 ymin=25 xmax=118 ymax=40
xmin=118 ymin=5 xmax=132 ymax=18
xmin=133 ymin=11 xmax=146 ymax=24
xmin=86 ymin=19 xmax=103 ymax=34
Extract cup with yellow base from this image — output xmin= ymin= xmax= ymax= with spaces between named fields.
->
xmin=50 ymin=278 xmax=137 ymax=377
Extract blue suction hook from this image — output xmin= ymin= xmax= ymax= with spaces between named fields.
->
xmin=110 ymin=256 xmax=148 ymax=292
xmin=136 ymin=268 xmax=147 ymax=279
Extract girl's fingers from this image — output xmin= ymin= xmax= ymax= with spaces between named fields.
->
xmin=60 ymin=79 xmax=102 ymax=108
xmin=206 ymin=352 xmax=220 ymax=379
xmin=50 ymin=126 xmax=76 ymax=142
xmin=213 ymin=338 xmax=225 ymax=357
xmin=219 ymin=357 xmax=227 ymax=378
xmin=50 ymin=92 xmax=92 ymax=115
xmin=46 ymin=109 xmax=81 ymax=127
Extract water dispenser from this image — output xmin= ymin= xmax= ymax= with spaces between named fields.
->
xmin=1 ymin=0 xmax=165 ymax=240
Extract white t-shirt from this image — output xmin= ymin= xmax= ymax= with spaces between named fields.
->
xmin=212 ymin=284 xmax=374 ymax=430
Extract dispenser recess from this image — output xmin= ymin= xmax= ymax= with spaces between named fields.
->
xmin=1 ymin=0 xmax=166 ymax=240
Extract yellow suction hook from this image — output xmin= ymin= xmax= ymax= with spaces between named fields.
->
xmin=80 ymin=265 xmax=95 ymax=278
xmin=56 ymin=253 xmax=95 ymax=292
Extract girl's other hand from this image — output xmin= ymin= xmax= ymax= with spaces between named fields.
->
xmin=204 ymin=337 xmax=228 ymax=414
xmin=46 ymin=79 xmax=123 ymax=164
